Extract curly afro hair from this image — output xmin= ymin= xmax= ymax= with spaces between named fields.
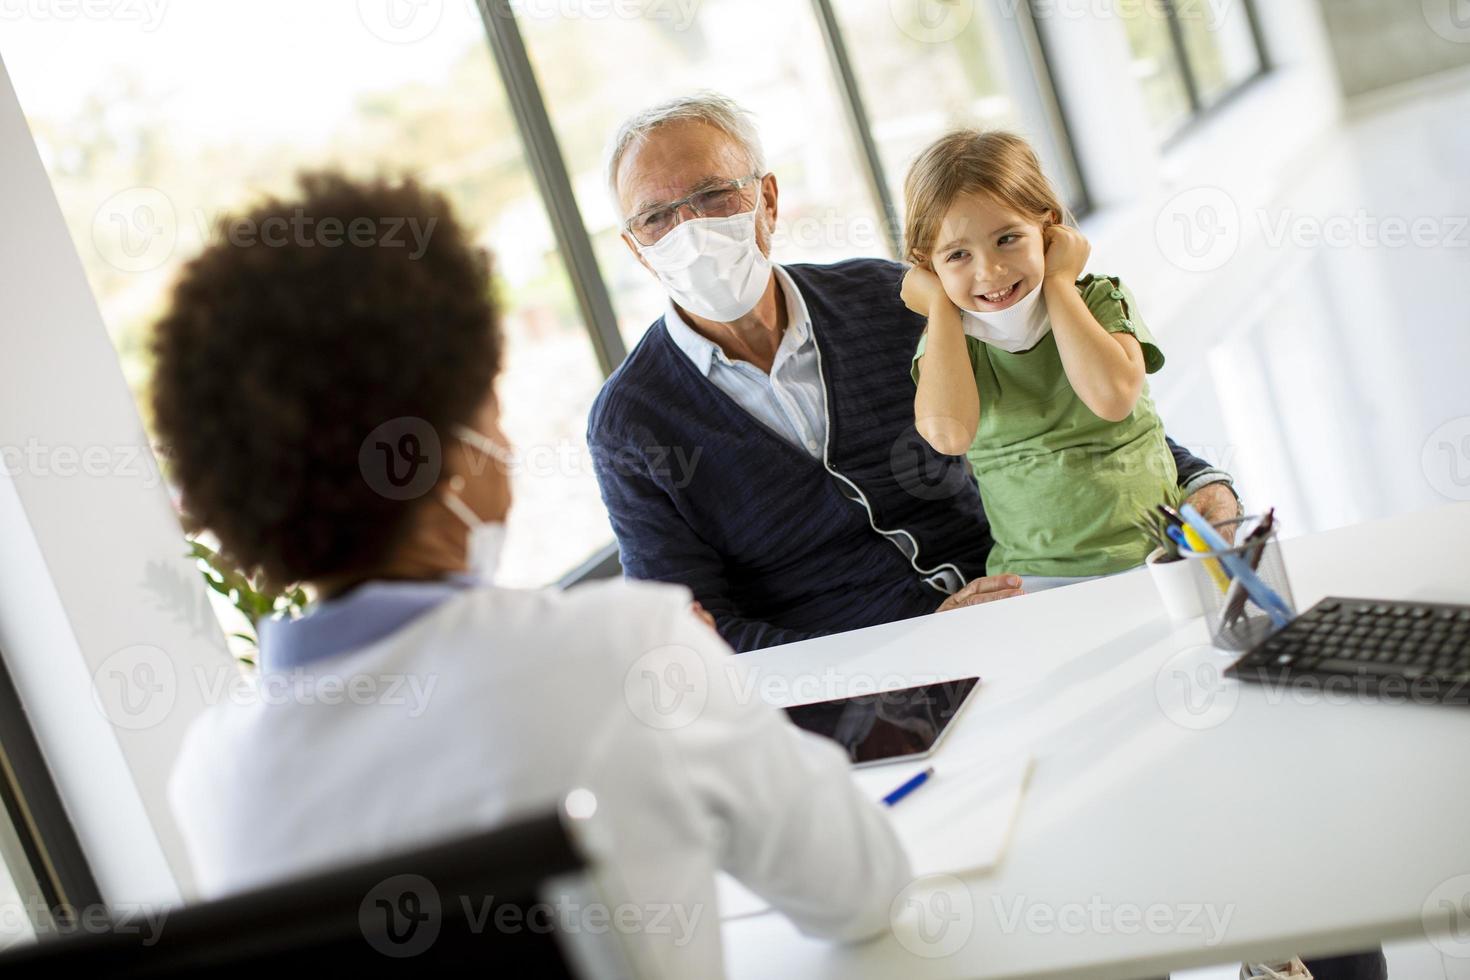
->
xmin=150 ymin=172 xmax=502 ymax=588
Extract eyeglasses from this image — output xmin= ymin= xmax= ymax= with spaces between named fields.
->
xmin=624 ymin=173 xmax=764 ymax=246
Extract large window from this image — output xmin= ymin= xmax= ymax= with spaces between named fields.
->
xmin=0 ymin=0 xmax=1087 ymax=613
xmin=1122 ymin=0 xmax=1266 ymax=138
xmin=1175 ymin=0 xmax=1265 ymax=106
xmin=2 ymin=2 xmax=612 ymax=590
xmin=1124 ymin=1 xmax=1196 ymax=136
xmin=831 ymin=0 xmax=1086 ymax=223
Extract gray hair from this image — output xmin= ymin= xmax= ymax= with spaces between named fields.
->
xmin=604 ymin=92 xmax=767 ymax=214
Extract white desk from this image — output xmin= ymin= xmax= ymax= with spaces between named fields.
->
xmin=722 ymin=502 xmax=1470 ymax=980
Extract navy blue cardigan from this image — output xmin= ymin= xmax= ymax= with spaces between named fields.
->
xmin=588 ymin=258 xmax=1212 ymax=652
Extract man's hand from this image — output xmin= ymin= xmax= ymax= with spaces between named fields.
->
xmin=1185 ymin=482 xmax=1243 ymax=526
xmin=690 ymin=600 xmax=718 ymax=631
xmin=901 ymin=265 xmax=952 ymax=318
xmin=1043 ymin=224 xmax=1091 ymax=284
xmin=936 ymin=574 xmax=1025 ymax=613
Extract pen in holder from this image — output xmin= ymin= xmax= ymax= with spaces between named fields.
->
xmin=1179 ymin=513 xmax=1298 ymax=651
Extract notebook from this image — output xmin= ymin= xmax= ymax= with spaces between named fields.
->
xmin=717 ymin=753 xmax=1034 ymax=921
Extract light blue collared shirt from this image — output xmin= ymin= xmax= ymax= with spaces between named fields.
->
xmin=663 ymin=265 xmax=827 ymax=459
xmin=258 ymin=575 xmax=476 ymax=673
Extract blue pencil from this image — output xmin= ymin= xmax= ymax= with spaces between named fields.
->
xmin=882 ymin=766 xmax=935 ymax=807
xmin=1178 ymin=504 xmax=1294 ymax=627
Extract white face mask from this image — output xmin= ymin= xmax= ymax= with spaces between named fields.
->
xmin=635 ymin=180 xmax=772 ymax=323
xmin=959 ymin=280 xmax=1052 ymax=353
xmin=441 ymin=425 xmax=511 ymax=584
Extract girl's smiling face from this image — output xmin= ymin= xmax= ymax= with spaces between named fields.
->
xmin=930 ymin=192 xmax=1052 ymax=313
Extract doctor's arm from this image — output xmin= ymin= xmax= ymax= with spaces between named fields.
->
xmin=664 ymin=607 xmax=913 ymax=942
xmin=591 ymin=433 xmax=825 ymax=653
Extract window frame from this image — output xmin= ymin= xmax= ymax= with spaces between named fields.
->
xmin=0 ymin=646 xmax=103 ymax=939
xmin=1008 ymin=0 xmax=1094 ymax=218
xmin=1157 ymin=0 xmax=1273 ymax=148
xmin=474 ymin=0 xmax=628 ymax=378
xmin=809 ymin=0 xmax=1093 ymax=241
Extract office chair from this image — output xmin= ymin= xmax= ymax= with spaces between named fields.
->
xmin=0 ymin=792 xmax=634 ymax=978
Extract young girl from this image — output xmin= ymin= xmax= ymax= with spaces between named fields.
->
xmin=903 ymin=129 xmax=1178 ymax=588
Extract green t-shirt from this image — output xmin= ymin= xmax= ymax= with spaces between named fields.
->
xmin=913 ymin=275 xmax=1178 ymax=577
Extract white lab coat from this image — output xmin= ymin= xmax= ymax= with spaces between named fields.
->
xmin=168 ymin=577 xmax=911 ymax=977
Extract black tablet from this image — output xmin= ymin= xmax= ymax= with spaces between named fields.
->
xmin=782 ymin=677 xmax=980 ymax=768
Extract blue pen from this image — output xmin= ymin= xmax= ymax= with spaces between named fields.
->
xmin=1178 ymin=505 xmax=1294 ymax=627
xmin=882 ymin=766 xmax=934 ymax=807
xmin=1166 ymin=525 xmax=1192 ymax=552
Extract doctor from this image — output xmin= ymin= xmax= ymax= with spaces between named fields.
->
xmin=157 ymin=173 xmax=910 ymax=976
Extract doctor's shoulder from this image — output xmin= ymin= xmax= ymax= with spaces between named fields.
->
xmin=448 ymin=578 xmax=714 ymax=672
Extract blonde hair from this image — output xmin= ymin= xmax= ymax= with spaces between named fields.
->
xmin=902 ymin=129 xmax=1070 ymax=266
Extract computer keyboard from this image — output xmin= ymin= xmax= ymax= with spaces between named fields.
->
xmin=1226 ymin=596 xmax=1470 ymax=705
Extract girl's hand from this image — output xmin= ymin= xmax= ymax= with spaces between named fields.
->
xmin=901 ymin=265 xmax=953 ymax=317
xmin=1043 ymin=224 xmax=1091 ymax=284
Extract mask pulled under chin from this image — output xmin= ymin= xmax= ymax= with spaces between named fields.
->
xmin=959 ymin=279 xmax=1052 ymax=353
xmin=636 ymin=184 xmax=772 ymax=323
xmin=442 ymin=490 xmax=508 ymax=585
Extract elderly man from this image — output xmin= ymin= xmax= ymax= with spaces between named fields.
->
xmin=587 ymin=92 xmax=1240 ymax=654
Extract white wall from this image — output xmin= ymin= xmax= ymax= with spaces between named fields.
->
xmin=1315 ymin=0 xmax=1470 ymax=97
xmin=0 ymin=54 xmax=233 ymax=908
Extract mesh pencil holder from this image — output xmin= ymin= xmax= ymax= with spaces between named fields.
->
xmin=1180 ymin=516 xmax=1298 ymax=652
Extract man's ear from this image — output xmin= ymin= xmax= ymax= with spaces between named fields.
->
xmin=760 ymin=172 xmax=779 ymax=228
xmin=752 ymin=172 xmax=779 ymax=258
xmin=621 ymin=230 xmax=656 ymax=276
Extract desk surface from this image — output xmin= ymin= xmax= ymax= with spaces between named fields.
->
xmin=722 ymin=502 xmax=1470 ymax=980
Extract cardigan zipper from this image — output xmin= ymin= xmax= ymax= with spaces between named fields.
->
xmin=808 ymin=322 xmax=966 ymax=597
